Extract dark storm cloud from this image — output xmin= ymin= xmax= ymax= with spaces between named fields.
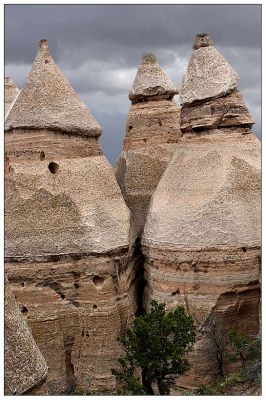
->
xmin=5 ymin=4 xmax=261 ymax=164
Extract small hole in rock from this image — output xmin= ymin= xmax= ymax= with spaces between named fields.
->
xmin=21 ymin=282 xmax=25 ymax=287
xmin=74 ymin=283 xmax=79 ymax=289
xmin=128 ymin=125 xmax=133 ymax=130
xmin=158 ymin=120 xmax=162 ymax=126
xmin=21 ymin=306 xmax=28 ymax=314
xmin=45 ymin=59 xmax=49 ymax=64
xmin=60 ymin=293 xmax=65 ymax=299
xmin=241 ymin=247 xmax=247 ymax=253
xmin=48 ymin=161 xmax=59 ymax=174
xmin=40 ymin=151 xmax=45 ymax=161
xmin=93 ymin=276 xmax=105 ymax=288
xmin=93 ymin=304 xmax=97 ymax=310
xmin=171 ymin=289 xmax=180 ymax=296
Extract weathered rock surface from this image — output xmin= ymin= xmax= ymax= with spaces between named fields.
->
xmin=142 ymin=34 xmax=261 ymax=388
xmin=4 ymin=276 xmax=48 ymax=395
xmin=5 ymin=39 xmax=132 ymax=394
xmin=179 ymin=34 xmax=239 ymax=105
xmin=5 ymin=77 xmax=20 ymax=118
xmin=5 ymin=39 xmax=101 ymax=137
xmin=129 ymin=52 xmax=177 ymax=103
xmin=115 ymin=54 xmax=181 ymax=243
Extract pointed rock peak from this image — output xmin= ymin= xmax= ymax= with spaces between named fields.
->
xmin=129 ymin=52 xmax=178 ymax=102
xmin=142 ymin=52 xmax=157 ymax=64
xmin=180 ymin=34 xmax=239 ymax=105
xmin=193 ymin=33 xmax=214 ymax=50
xmin=5 ymin=39 xmax=102 ymax=137
xmin=5 ymin=77 xmax=20 ymax=119
xmin=5 ymin=76 xmax=19 ymax=89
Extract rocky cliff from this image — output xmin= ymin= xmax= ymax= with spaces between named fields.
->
xmin=142 ymin=34 xmax=261 ymax=389
xmin=5 ymin=39 xmax=132 ymax=394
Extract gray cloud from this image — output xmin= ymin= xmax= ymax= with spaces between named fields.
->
xmin=5 ymin=4 xmax=261 ymax=164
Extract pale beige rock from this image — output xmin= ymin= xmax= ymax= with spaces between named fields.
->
xmin=143 ymin=34 xmax=261 ymax=389
xmin=4 ymin=276 xmax=48 ymax=395
xmin=5 ymin=39 xmax=132 ymax=394
xmin=5 ymin=39 xmax=101 ymax=137
xmin=5 ymin=77 xmax=20 ymax=118
xmin=180 ymin=34 xmax=239 ymax=105
xmin=129 ymin=53 xmax=178 ymax=102
xmin=143 ymin=136 xmax=261 ymax=250
xmin=116 ymin=55 xmax=181 ymax=242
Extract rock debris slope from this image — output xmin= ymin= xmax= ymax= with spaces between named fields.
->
xmin=5 ymin=77 xmax=20 ymax=118
xmin=5 ymin=39 xmax=132 ymax=394
xmin=4 ymin=276 xmax=48 ymax=395
xmin=115 ymin=53 xmax=181 ymax=242
xmin=142 ymin=34 xmax=261 ymax=388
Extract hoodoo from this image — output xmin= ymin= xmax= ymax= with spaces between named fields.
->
xmin=5 ymin=77 xmax=20 ymax=118
xmin=4 ymin=276 xmax=48 ymax=395
xmin=115 ymin=53 xmax=181 ymax=242
xmin=5 ymin=39 xmax=132 ymax=394
xmin=142 ymin=34 xmax=261 ymax=388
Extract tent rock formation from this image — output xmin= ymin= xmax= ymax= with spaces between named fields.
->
xmin=115 ymin=52 xmax=181 ymax=243
xmin=5 ymin=39 xmax=132 ymax=394
xmin=142 ymin=34 xmax=261 ymax=389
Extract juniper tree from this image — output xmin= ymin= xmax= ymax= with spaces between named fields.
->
xmin=112 ymin=300 xmax=195 ymax=395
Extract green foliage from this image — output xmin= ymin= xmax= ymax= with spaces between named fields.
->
xmin=112 ymin=300 xmax=196 ymax=395
xmin=199 ymin=373 xmax=243 ymax=395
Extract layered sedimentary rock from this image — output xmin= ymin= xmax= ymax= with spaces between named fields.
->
xmin=142 ymin=34 xmax=261 ymax=388
xmin=5 ymin=39 xmax=132 ymax=394
xmin=4 ymin=276 xmax=48 ymax=395
xmin=5 ymin=77 xmax=20 ymax=118
xmin=115 ymin=53 xmax=181 ymax=243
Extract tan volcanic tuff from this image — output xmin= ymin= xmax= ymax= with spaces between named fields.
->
xmin=4 ymin=276 xmax=48 ymax=395
xmin=5 ymin=39 xmax=132 ymax=394
xmin=142 ymin=34 xmax=261 ymax=389
xmin=5 ymin=77 xmax=20 ymax=119
xmin=115 ymin=53 xmax=181 ymax=248
xmin=179 ymin=33 xmax=239 ymax=105
xmin=5 ymin=39 xmax=101 ymax=137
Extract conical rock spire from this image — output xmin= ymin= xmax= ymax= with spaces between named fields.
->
xmin=129 ymin=52 xmax=178 ymax=102
xmin=5 ymin=39 xmax=101 ymax=136
xmin=180 ymin=33 xmax=239 ymax=104
xmin=4 ymin=276 xmax=48 ymax=394
xmin=5 ymin=77 xmax=20 ymax=118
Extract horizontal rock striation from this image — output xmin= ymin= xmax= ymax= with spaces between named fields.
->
xmin=5 ymin=39 xmax=132 ymax=394
xmin=115 ymin=54 xmax=181 ymax=244
xmin=142 ymin=34 xmax=261 ymax=389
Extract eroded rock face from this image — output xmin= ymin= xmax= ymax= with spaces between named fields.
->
xmin=5 ymin=39 xmax=132 ymax=394
xmin=5 ymin=77 xmax=20 ymax=119
xmin=179 ymin=34 xmax=239 ymax=105
xmin=4 ymin=276 xmax=48 ymax=395
xmin=142 ymin=34 xmax=261 ymax=388
xmin=115 ymin=54 xmax=181 ymax=244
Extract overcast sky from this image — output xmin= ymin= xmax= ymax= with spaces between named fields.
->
xmin=5 ymin=4 xmax=261 ymax=164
